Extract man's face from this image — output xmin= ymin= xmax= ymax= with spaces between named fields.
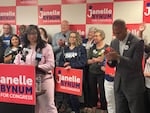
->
xmin=3 ymin=24 xmax=11 ymax=35
xmin=61 ymin=21 xmax=69 ymax=33
xmin=113 ymin=25 xmax=127 ymax=41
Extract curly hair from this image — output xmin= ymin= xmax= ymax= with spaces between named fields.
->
xmin=68 ymin=31 xmax=82 ymax=47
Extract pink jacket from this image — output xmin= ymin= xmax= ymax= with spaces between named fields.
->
xmin=14 ymin=44 xmax=55 ymax=77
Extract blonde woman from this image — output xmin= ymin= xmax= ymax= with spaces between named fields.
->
xmin=59 ymin=31 xmax=87 ymax=113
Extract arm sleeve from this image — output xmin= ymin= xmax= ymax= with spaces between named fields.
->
xmin=38 ymin=44 xmax=55 ymax=71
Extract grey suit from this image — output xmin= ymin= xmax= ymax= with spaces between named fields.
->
xmin=111 ymin=33 xmax=146 ymax=113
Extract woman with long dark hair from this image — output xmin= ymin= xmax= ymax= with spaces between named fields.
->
xmin=14 ymin=25 xmax=57 ymax=113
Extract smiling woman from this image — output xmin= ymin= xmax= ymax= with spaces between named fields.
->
xmin=4 ymin=34 xmax=20 ymax=64
xmin=59 ymin=31 xmax=87 ymax=113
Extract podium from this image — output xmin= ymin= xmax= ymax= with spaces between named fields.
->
xmin=0 ymin=64 xmax=36 ymax=113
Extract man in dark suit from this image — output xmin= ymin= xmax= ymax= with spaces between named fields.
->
xmin=105 ymin=19 xmax=146 ymax=113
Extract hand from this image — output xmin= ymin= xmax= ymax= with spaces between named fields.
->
xmin=64 ymin=65 xmax=71 ymax=70
xmin=101 ymin=66 xmax=105 ymax=71
xmin=92 ymin=56 xmax=104 ymax=63
xmin=58 ymin=39 xmax=65 ymax=47
xmin=64 ymin=62 xmax=70 ymax=67
xmin=104 ymin=47 xmax=114 ymax=55
xmin=139 ymin=23 xmax=146 ymax=32
xmin=105 ymin=51 xmax=120 ymax=61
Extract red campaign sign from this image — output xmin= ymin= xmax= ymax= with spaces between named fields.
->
xmin=86 ymin=3 xmax=113 ymax=24
xmin=38 ymin=5 xmax=61 ymax=25
xmin=143 ymin=0 xmax=150 ymax=23
xmin=16 ymin=0 xmax=37 ymax=6
xmin=126 ymin=24 xmax=140 ymax=36
xmin=0 ymin=6 xmax=16 ymax=25
xmin=105 ymin=61 xmax=116 ymax=76
xmin=55 ymin=67 xmax=83 ymax=96
xmin=70 ymin=24 xmax=86 ymax=38
xmin=62 ymin=0 xmax=86 ymax=4
xmin=0 ymin=64 xmax=36 ymax=105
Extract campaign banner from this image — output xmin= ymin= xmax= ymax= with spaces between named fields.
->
xmin=126 ymin=24 xmax=141 ymax=36
xmin=143 ymin=0 xmax=150 ymax=23
xmin=0 ymin=6 xmax=16 ymax=25
xmin=16 ymin=0 xmax=37 ymax=6
xmin=62 ymin=0 xmax=86 ymax=4
xmin=70 ymin=24 xmax=86 ymax=38
xmin=38 ymin=5 xmax=61 ymax=25
xmin=86 ymin=3 xmax=113 ymax=24
xmin=55 ymin=67 xmax=83 ymax=96
xmin=0 ymin=64 xmax=36 ymax=105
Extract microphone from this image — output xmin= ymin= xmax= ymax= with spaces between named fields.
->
xmin=35 ymin=48 xmax=42 ymax=67
xmin=21 ymin=47 xmax=29 ymax=61
xmin=35 ymin=48 xmax=46 ymax=75
xmin=4 ymin=47 xmax=20 ymax=57
xmin=18 ymin=44 xmax=23 ymax=52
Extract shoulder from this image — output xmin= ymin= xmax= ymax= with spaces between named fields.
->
xmin=78 ymin=45 xmax=86 ymax=50
xmin=53 ymin=32 xmax=62 ymax=38
xmin=42 ymin=44 xmax=53 ymax=51
xmin=129 ymin=33 xmax=143 ymax=44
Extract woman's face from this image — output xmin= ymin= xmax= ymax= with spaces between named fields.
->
xmin=94 ymin=32 xmax=103 ymax=44
xmin=27 ymin=30 xmax=38 ymax=44
xmin=69 ymin=33 xmax=76 ymax=45
xmin=88 ymin=30 xmax=95 ymax=40
xmin=11 ymin=36 xmax=19 ymax=47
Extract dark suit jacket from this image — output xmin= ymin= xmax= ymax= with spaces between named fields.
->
xmin=111 ymin=33 xmax=145 ymax=96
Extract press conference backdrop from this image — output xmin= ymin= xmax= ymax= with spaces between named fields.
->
xmin=0 ymin=0 xmax=149 ymax=45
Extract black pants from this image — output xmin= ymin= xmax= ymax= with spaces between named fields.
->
xmin=145 ymin=87 xmax=150 ymax=113
xmin=82 ymin=66 xmax=90 ymax=107
xmin=88 ymin=72 xmax=107 ymax=110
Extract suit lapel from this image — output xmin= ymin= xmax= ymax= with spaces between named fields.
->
xmin=122 ymin=33 xmax=133 ymax=56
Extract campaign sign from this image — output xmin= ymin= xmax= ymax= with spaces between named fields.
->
xmin=16 ymin=0 xmax=37 ymax=6
xmin=86 ymin=3 xmax=113 ymax=24
xmin=0 ymin=64 xmax=35 ymax=105
xmin=143 ymin=0 xmax=150 ymax=23
xmin=38 ymin=5 xmax=61 ymax=25
xmin=55 ymin=67 xmax=83 ymax=96
xmin=126 ymin=24 xmax=140 ymax=36
xmin=105 ymin=61 xmax=116 ymax=77
xmin=0 ymin=6 xmax=16 ymax=25
xmin=70 ymin=24 xmax=86 ymax=37
xmin=62 ymin=0 xmax=86 ymax=4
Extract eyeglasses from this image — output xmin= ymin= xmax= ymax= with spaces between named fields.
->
xmin=70 ymin=36 xmax=76 ymax=38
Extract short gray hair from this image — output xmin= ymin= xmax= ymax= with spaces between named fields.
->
xmin=95 ymin=29 xmax=105 ymax=40
xmin=88 ymin=26 xmax=97 ymax=32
